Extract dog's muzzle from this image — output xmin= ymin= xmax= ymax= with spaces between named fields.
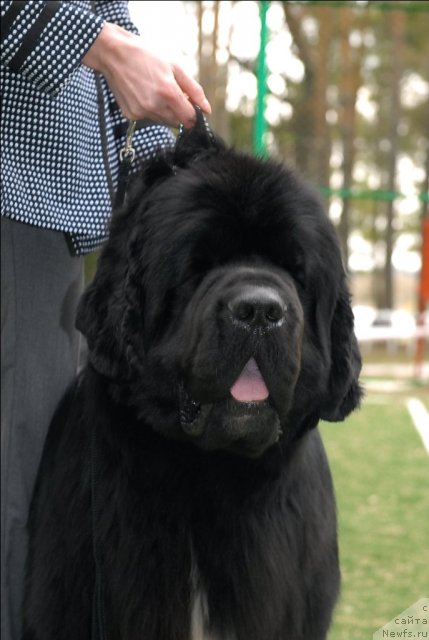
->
xmin=178 ymin=382 xmax=282 ymax=458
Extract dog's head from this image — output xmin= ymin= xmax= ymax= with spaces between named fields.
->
xmin=77 ymin=113 xmax=362 ymax=458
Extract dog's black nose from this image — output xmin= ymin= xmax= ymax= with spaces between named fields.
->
xmin=228 ymin=286 xmax=286 ymax=328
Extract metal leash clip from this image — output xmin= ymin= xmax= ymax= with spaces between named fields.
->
xmin=119 ymin=119 xmax=137 ymax=163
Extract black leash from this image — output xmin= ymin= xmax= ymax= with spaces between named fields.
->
xmin=114 ymin=120 xmax=137 ymax=211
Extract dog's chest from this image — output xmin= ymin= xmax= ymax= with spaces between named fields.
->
xmin=190 ymin=584 xmax=211 ymax=640
xmin=190 ymin=558 xmax=236 ymax=640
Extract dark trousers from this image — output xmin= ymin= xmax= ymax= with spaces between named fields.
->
xmin=1 ymin=218 xmax=84 ymax=640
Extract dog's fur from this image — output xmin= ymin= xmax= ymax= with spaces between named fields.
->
xmin=23 ymin=116 xmax=362 ymax=640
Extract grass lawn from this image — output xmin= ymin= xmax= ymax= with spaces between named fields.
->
xmin=320 ymin=392 xmax=429 ymax=640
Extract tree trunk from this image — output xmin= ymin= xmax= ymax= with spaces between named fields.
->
xmin=337 ymin=5 xmax=362 ymax=270
xmin=383 ymin=9 xmax=405 ymax=309
xmin=312 ymin=6 xmax=333 ymax=192
xmin=282 ymin=2 xmax=315 ymax=177
xmin=421 ymin=103 xmax=429 ymax=221
xmin=196 ymin=1 xmax=230 ymax=141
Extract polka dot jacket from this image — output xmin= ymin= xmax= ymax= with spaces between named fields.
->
xmin=1 ymin=0 xmax=176 ymax=255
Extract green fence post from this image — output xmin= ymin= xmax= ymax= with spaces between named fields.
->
xmin=253 ymin=0 xmax=269 ymax=156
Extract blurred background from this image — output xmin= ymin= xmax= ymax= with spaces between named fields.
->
xmin=103 ymin=2 xmax=429 ymax=637
xmin=125 ymin=0 xmax=429 ymax=379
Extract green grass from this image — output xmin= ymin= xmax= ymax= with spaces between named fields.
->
xmin=320 ymin=396 xmax=429 ymax=640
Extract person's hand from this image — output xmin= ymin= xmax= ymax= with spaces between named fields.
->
xmin=83 ymin=23 xmax=211 ymax=128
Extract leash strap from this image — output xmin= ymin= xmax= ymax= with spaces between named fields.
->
xmin=114 ymin=119 xmax=137 ymax=211
xmin=177 ymin=104 xmax=214 ymax=143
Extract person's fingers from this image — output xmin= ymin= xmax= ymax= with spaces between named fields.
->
xmin=172 ymin=64 xmax=212 ymax=114
xmin=157 ymin=104 xmax=181 ymax=129
xmin=163 ymin=85 xmax=197 ymax=128
xmin=141 ymin=103 xmax=181 ymax=128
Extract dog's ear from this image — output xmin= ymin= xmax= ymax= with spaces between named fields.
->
xmin=173 ymin=105 xmax=224 ymax=167
xmin=319 ymin=283 xmax=363 ymax=422
xmin=75 ymin=209 xmax=142 ymax=379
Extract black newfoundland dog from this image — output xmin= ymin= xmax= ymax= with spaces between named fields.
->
xmin=24 ymin=115 xmax=362 ymax=640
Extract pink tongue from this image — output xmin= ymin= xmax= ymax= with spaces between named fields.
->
xmin=230 ymin=358 xmax=269 ymax=402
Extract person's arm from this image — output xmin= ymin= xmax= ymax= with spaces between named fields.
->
xmin=83 ymin=22 xmax=210 ymax=128
xmin=1 ymin=0 xmax=105 ymax=96
xmin=1 ymin=1 xmax=210 ymax=127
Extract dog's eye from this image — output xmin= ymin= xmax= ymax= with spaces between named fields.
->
xmin=274 ymin=256 xmax=306 ymax=290
xmin=288 ymin=250 xmax=307 ymax=289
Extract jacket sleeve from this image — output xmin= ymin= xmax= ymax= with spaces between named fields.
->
xmin=0 ymin=0 xmax=105 ymax=96
xmin=92 ymin=0 xmax=138 ymax=35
